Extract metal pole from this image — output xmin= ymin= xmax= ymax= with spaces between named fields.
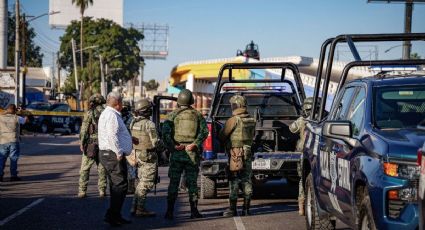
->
xmin=140 ymin=64 xmax=144 ymax=98
xmin=14 ymin=0 xmax=20 ymax=105
xmin=403 ymin=1 xmax=413 ymax=60
xmin=0 ymin=0 xmax=7 ymax=69
xmin=71 ymin=38 xmax=80 ymax=110
xmin=57 ymin=51 xmax=60 ymax=100
xmin=99 ymin=54 xmax=106 ymax=98
xmin=20 ymin=12 xmax=26 ymax=106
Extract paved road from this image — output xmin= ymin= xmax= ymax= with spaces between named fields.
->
xmin=0 ymin=135 xmax=347 ymax=229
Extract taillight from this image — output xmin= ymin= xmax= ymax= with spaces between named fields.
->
xmin=417 ymin=148 xmax=423 ymax=166
xmin=203 ymin=123 xmax=213 ymax=152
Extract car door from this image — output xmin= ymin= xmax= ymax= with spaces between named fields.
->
xmin=153 ymin=95 xmax=177 ymax=166
xmin=51 ymin=104 xmax=71 ymax=131
xmin=319 ymin=84 xmax=367 ymax=224
xmin=318 ymin=85 xmax=356 ymax=216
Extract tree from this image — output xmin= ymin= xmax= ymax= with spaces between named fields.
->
xmin=143 ymin=79 xmax=160 ymax=91
xmin=410 ymin=53 xmax=422 ymax=60
xmin=59 ymin=18 xmax=143 ymax=98
xmin=7 ymin=11 xmax=43 ymax=67
xmin=72 ymin=0 xmax=93 ymax=68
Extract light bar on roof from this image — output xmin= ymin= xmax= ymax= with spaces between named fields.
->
xmin=222 ymin=86 xmax=287 ymax=91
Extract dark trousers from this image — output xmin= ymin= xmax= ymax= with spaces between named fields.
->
xmin=99 ymin=150 xmax=128 ymax=220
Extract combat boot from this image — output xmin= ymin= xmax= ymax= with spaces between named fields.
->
xmin=135 ymin=207 xmax=156 ymax=217
xmin=298 ymin=197 xmax=305 ymax=216
xmin=222 ymin=200 xmax=237 ymax=217
xmin=164 ymin=199 xmax=175 ymax=220
xmin=77 ymin=191 xmax=86 ymax=198
xmin=241 ymin=197 xmax=251 ymax=216
xmin=189 ymin=200 xmax=203 ymax=219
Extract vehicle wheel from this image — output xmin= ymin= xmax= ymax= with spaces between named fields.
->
xmin=305 ymin=173 xmax=336 ymax=230
xmin=357 ymin=188 xmax=377 ymax=230
xmin=200 ymin=175 xmax=217 ymax=199
xmin=41 ymin=122 xmax=50 ymax=134
xmin=72 ymin=121 xmax=81 ymax=134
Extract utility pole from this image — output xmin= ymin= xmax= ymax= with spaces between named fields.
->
xmin=403 ymin=1 xmax=413 ymax=59
xmin=71 ymin=38 xmax=80 ymax=110
xmin=21 ymin=12 xmax=26 ymax=106
xmin=57 ymin=51 xmax=60 ymax=101
xmin=14 ymin=0 xmax=20 ymax=105
xmin=99 ymin=54 xmax=106 ymax=98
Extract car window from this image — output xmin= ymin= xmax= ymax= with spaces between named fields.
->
xmin=347 ymin=87 xmax=366 ymax=137
xmin=330 ymin=87 xmax=356 ymax=121
xmin=52 ymin=105 xmax=69 ymax=112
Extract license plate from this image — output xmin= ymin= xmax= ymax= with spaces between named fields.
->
xmin=252 ymin=158 xmax=270 ymax=170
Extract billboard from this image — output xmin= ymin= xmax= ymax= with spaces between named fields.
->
xmin=49 ymin=0 xmax=123 ymax=29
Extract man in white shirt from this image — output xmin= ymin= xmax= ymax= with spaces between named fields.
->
xmin=98 ymin=92 xmax=133 ymax=226
xmin=0 ymin=104 xmax=27 ymax=182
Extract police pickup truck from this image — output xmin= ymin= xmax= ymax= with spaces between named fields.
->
xmin=199 ymin=62 xmax=306 ymax=198
xmin=302 ymin=33 xmax=425 ymax=230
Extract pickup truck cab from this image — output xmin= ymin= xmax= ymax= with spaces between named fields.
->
xmin=200 ymin=62 xmax=305 ymax=199
xmin=302 ymin=33 xmax=425 ymax=230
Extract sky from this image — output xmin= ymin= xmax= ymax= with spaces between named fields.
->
xmin=16 ymin=0 xmax=425 ymax=82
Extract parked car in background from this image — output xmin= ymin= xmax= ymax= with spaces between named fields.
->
xmin=24 ymin=102 xmax=82 ymax=134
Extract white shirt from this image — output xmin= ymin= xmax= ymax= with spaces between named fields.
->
xmin=98 ymin=106 xmax=132 ymax=156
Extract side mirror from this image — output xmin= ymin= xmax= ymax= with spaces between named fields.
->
xmin=322 ymin=121 xmax=356 ymax=146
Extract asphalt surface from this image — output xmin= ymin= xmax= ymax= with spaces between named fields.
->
xmin=0 ymin=134 xmax=348 ymax=230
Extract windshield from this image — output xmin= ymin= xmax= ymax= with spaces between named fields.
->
xmin=215 ymin=92 xmax=300 ymax=118
xmin=374 ymin=85 xmax=425 ymax=129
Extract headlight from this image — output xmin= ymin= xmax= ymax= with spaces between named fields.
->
xmin=383 ymin=162 xmax=420 ymax=179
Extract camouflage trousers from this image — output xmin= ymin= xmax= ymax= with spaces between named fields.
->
xmin=167 ymin=150 xmax=200 ymax=202
xmin=132 ymin=151 xmax=157 ymax=210
xmin=298 ymin=159 xmax=304 ymax=200
xmin=78 ymin=154 xmax=107 ymax=193
xmin=229 ymin=159 xmax=253 ymax=201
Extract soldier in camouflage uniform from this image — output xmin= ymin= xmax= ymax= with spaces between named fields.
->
xmin=219 ymin=95 xmax=256 ymax=217
xmin=289 ymin=97 xmax=314 ymax=216
xmin=122 ymin=101 xmax=137 ymax=194
xmin=130 ymin=99 xmax=161 ymax=217
xmin=78 ymin=94 xmax=107 ymax=198
xmin=163 ymin=89 xmax=209 ymax=220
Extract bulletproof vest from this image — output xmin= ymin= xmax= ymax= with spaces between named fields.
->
xmin=230 ymin=115 xmax=256 ymax=148
xmin=131 ymin=118 xmax=154 ymax=151
xmin=173 ymin=108 xmax=198 ymax=143
xmin=88 ymin=106 xmax=103 ymax=142
xmin=0 ymin=114 xmax=19 ymax=144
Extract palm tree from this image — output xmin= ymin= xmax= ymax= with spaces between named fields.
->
xmin=72 ymin=0 xmax=93 ymax=68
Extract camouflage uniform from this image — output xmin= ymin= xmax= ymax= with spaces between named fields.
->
xmin=78 ymin=102 xmax=107 ymax=197
xmin=130 ymin=115 xmax=160 ymax=217
xmin=219 ymin=95 xmax=256 ymax=217
xmin=163 ymin=89 xmax=209 ymax=219
xmin=289 ymin=97 xmax=314 ymax=216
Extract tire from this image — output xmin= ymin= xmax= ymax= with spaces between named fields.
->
xmin=40 ymin=122 xmax=50 ymax=134
xmin=200 ymin=175 xmax=217 ymax=199
xmin=357 ymin=188 xmax=377 ymax=230
xmin=305 ymin=173 xmax=336 ymax=230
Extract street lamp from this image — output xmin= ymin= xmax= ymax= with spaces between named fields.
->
xmin=384 ymin=44 xmax=403 ymax=53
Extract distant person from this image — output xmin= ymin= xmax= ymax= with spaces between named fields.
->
xmin=0 ymin=104 xmax=27 ymax=182
xmin=219 ymin=95 xmax=256 ymax=217
xmin=163 ymin=89 xmax=208 ymax=219
xmin=98 ymin=92 xmax=134 ymax=226
xmin=77 ymin=94 xmax=107 ymax=198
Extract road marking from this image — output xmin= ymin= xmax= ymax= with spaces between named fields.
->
xmin=0 ymin=198 xmax=45 ymax=226
xmin=233 ymin=216 xmax=246 ymax=230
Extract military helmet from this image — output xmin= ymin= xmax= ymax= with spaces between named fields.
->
xmin=89 ymin=93 xmax=106 ymax=106
xmin=177 ymin=89 xmax=194 ymax=106
xmin=134 ymin=98 xmax=153 ymax=112
xmin=230 ymin=95 xmax=247 ymax=108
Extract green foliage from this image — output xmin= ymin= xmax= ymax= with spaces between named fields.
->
xmin=72 ymin=0 xmax=93 ymax=14
xmin=7 ymin=11 xmax=43 ymax=67
xmin=59 ymin=18 xmax=144 ymax=96
xmin=410 ymin=53 xmax=422 ymax=60
xmin=144 ymin=79 xmax=160 ymax=91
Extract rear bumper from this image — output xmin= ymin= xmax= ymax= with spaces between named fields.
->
xmin=200 ymin=152 xmax=301 ymax=179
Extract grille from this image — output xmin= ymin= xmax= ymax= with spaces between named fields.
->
xmin=388 ymin=200 xmax=406 ymax=219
